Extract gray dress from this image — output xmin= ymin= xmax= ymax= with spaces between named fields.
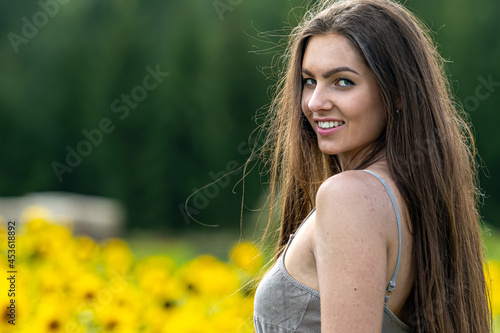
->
xmin=254 ymin=170 xmax=411 ymax=332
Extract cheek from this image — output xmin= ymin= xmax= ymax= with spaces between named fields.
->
xmin=364 ymin=107 xmax=386 ymax=138
xmin=350 ymin=90 xmax=384 ymax=122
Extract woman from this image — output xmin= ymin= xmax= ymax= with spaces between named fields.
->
xmin=253 ymin=0 xmax=491 ymax=332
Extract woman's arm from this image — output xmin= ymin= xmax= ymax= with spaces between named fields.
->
xmin=313 ymin=171 xmax=391 ymax=332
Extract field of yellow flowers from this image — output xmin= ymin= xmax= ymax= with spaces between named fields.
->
xmin=1 ymin=206 xmax=499 ymax=332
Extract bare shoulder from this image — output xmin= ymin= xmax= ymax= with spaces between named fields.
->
xmin=313 ymin=170 xmax=394 ymax=331
xmin=317 ymin=169 xmax=376 ymax=199
xmin=315 ymin=170 xmax=391 ymax=231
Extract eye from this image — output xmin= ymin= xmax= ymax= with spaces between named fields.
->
xmin=302 ymin=78 xmax=316 ymax=88
xmin=336 ymin=78 xmax=355 ymax=87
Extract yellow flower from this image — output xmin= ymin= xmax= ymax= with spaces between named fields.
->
xmin=34 ymin=262 xmax=70 ymax=294
xmin=20 ymin=216 xmax=74 ymax=262
xmin=93 ymin=300 xmax=140 ymax=333
xmin=100 ymin=238 xmax=134 ymax=274
xmin=486 ymin=260 xmax=500 ymax=318
xmin=135 ymin=255 xmax=175 ymax=286
xmin=74 ymin=235 xmax=100 ymax=263
xmin=31 ymin=293 xmax=82 ymax=333
xmin=160 ymin=297 xmax=209 ymax=333
xmin=229 ymin=241 xmax=263 ymax=274
xmin=208 ymin=292 xmax=255 ymax=333
xmin=135 ymin=255 xmax=185 ymax=303
xmin=69 ymin=270 xmax=105 ymax=305
xmin=179 ymin=255 xmax=240 ymax=299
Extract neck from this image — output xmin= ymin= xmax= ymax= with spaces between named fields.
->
xmin=338 ymin=145 xmax=386 ymax=171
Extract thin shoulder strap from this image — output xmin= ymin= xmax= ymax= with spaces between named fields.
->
xmin=361 ymin=170 xmax=402 ymax=304
xmin=293 ymin=207 xmax=316 ymax=236
xmin=282 ymin=207 xmax=317 ymax=257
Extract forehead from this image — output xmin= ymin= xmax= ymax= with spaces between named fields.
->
xmin=302 ymin=34 xmax=368 ymax=73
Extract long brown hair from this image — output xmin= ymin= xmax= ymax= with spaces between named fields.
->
xmin=258 ymin=0 xmax=492 ymax=331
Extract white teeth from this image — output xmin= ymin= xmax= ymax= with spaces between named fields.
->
xmin=318 ymin=121 xmax=344 ymax=129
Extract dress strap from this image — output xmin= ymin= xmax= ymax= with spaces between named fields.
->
xmin=282 ymin=208 xmax=316 ymax=257
xmin=361 ymin=170 xmax=402 ymax=304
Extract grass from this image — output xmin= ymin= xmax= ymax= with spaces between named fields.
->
xmin=125 ymin=228 xmax=242 ymax=264
xmin=484 ymin=226 xmax=500 ymax=261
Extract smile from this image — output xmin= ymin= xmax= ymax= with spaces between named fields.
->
xmin=317 ymin=121 xmax=345 ymax=129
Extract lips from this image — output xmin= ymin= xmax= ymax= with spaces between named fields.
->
xmin=314 ymin=118 xmax=345 ymax=136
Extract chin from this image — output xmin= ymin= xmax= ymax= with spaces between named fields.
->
xmin=317 ymin=144 xmax=340 ymax=156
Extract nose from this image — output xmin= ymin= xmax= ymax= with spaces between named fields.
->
xmin=307 ymin=85 xmax=333 ymax=113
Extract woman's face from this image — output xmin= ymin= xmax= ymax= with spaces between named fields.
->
xmin=301 ymin=33 xmax=386 ymax=165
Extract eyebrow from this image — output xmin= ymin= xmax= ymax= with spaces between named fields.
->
xmin=302 ymin=66 xmax=360 ymax=78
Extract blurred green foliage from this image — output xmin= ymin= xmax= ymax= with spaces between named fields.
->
xmin=0 ymin=0 xmax=498 ymax=232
